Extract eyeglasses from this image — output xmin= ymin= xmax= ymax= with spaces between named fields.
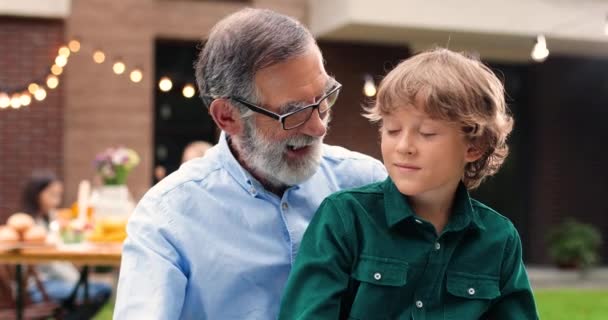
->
xmin=231 ymin=83 xmax=342 ymax=130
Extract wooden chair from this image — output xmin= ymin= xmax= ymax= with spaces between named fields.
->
xmin=0 ymin=265 xmax=63 ymax=319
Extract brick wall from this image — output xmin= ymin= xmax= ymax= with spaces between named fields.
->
xmin=63 ymin=0 xmax=307 ymax=203
xmin=0 ymin=17 xmax=64 ymax=222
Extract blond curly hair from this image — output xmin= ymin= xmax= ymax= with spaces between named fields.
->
xmin=365 ymin=48 xmax=513 ymax=189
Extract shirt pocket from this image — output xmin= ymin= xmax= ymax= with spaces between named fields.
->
xmin=445 ymin=271 xmax=500 ymax=320
xmin=348 ymin=255 xmax=408 ymax=320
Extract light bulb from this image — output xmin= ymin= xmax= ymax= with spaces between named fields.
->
xmin=363 ymin=76 xmax=377 ymax=97
xmin=58 ymin=46 xmax=71 ymax=58
xmin=113 ymin=61 xmax=126 ymax=74
xmin=20 ymin=93 xmax=32 ymax=106
xmin=0 ymin=93 xmax=9 ymax=109
xmin=28 ymin=83 xmax=39 ymax=94
xmin=531 ymin=35 xmax=549 ymax=62
xmin=55 ymin=55 xmax=68 ymax=67
xmin=159 ymin=77 xmax=173 ymax=92
xmin=130 ymin=69 xmax=143 ymax=83
xmin=47 ymin=75 xmax=59 ymax=89
xmin=10 ymin=93 xmax=22 ymax=109
xmin=93 ymin=50 xmax=106 ymax=64
xmin=51 ymin=64 xmax=63 ymax=76
xmin=68 ymin=40 xmax=81 ymax=52
xmin=34 ymin=88 xmax=47 ymax=101
xmin=182 ymin=84 xmax=196 ymax=98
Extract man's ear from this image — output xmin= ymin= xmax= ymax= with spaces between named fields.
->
xmin=465 ymin=145 xmax=484 ymax=163
xmin=209 ymin=99 xmax=243 ymax=136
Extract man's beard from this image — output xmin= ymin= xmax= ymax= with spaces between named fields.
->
xmin=237 ymin=118 xmax=324 ymax=188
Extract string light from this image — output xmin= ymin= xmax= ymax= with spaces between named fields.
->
xmin=159 ymin=77 xmax=173 ymax=92
xmin=182 ymin=84 xmax=196 ymax=98
xmin=68 ymin=39 xmax=81 ymax=52
xmin=0 ymin=93 xmax=9 ymax=109
xmin=113 ymin=61 xmax=126 ymax=75
xmin=130 ymin=69 xmax=143 ymax=83
xmin=34 ymin=88 xmax=47 ymax=101
xmin=46 ymin=75 xmax=59 ymax=89
xmin=10 ymin=93 xmax=22 ymax=109
xmin=363 ymin=75 xmax=377 ymax=97
xmin=58 ymin=46 xmax=71 ymax=58
xmin=20 ymin=93 xmax=31 ymax=107
xmin=51 ymin=64 xmax=63 ymax=76
xmin=55 ymin=55 xmax=68 ymax=67
xmin=531 ymin=34 xmax=549 ymax=62
xmin=93 ymin=50 xmax=106 ymax=64
xmin=27 ymin=83 xmax=39 ymax=95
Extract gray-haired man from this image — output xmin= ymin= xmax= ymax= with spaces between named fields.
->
xmin=114 ymin=8 xmax=386 ymax=319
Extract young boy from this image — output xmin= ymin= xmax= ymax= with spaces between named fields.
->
xmin=279 ymin=48 xmax=538 ymax=319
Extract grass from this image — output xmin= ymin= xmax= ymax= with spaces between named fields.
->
xmin=93 ymin=300 xmax=114 ymax=320
xmin=92 ymin=289 xmax=608 ymax=319
xmin=535 ymin=289 xmax=608 ymax=320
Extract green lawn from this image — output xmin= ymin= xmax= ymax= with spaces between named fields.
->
xmin=536 ymin=289 xmax=608 ymax=320
xmin=92 ymin=289 xmax=608 ymax=319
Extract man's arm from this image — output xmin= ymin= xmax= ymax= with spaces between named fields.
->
xmin=113 ymin=196 xmax=188 ymax=319
xmin=484 ymin=227 xmax=539 ymax=320
xmin=279 ymin=198 xmax=354 ymax=319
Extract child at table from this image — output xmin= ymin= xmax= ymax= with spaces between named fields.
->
xmin=21 ymin=170 xmax=112 ymax=317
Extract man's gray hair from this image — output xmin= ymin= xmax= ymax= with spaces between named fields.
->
xmin=195 ymin=8 xmax=316 ymax=116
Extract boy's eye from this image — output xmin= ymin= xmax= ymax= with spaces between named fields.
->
xmin=420 ymin=132 xmax=437 ymax=137
xmin=385 ymin=128 xmax=401 ymax=135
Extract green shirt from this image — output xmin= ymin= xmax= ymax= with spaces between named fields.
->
xmin=279 ymin=178 xmax=538 ymax=320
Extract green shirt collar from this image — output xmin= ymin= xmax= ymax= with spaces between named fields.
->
xmin=382 ymin=178 xmax=485 ymax=232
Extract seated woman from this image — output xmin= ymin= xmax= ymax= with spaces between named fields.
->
xmin=21 ymin=170 xmax=112 ymax=317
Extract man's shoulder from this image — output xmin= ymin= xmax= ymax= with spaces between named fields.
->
xmin=319 ymin=144 xmax=387 ymax=188
xmin=321 ymin=144 xmax=385 ymax=173
xmin=321 ymin=144 xmax=379 ymax=162
xmin=144 ymin=157 xmax=225 ymax=202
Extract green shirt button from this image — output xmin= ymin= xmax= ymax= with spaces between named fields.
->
xmin=435 ymin=242 xmax=441 ymax=250
xmin=468 ymin=288 xmax=476 ymax=295
xmin=373 ymin=272 xmax=382 ymax=280
xmin=415 ymin=300 xmax=423 ymax=308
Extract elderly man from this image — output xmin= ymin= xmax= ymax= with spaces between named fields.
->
xmin=114 ymin=8 xmax=386 ymax=319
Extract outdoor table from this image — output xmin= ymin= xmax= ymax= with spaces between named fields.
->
xmin=0 ymin=243 xmax=122 ymax=320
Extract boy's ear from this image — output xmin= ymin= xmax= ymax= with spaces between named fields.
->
xmin=465 ymin=145 xmax=484 ymax=163
xmin=209 ymin=99 xmax=243 ymax=136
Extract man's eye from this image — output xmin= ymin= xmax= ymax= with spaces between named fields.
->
xmin=420 ymin=132 xmax=437 ymax=137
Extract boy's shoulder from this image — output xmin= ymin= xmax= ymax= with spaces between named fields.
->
xmin=470 ymin=199 xmax=518 ymax=233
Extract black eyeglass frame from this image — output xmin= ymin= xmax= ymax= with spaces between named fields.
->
xmin=229 ymin=83 xmax=342 ymax=130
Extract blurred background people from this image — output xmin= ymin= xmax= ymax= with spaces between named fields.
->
xmin=21 ymin=170 xmax=112 ymax=319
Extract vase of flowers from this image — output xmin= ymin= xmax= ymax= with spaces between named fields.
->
xmin=89 ymin=147 xmax=140 ymax=243
xmin=94 ymin=147 xmax=140 ymax=185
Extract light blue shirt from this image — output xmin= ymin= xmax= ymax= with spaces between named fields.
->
xmin=114 ymin=132 xmax=387 ymax=320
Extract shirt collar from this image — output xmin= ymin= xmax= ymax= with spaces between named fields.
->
xmin=382 ymin=178 xmax=485 ymax=232
xmin=216 ymin=131 xmax=261 ymax=196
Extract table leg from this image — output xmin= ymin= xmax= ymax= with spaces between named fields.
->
xmin=15 ymin=264 xmax=23 ymax=320
xmin=82 ymin=266 xmax=89 ymax=303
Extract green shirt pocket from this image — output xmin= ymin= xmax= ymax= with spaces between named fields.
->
xmin=445 ymin=271 xmax=500 ymax=319
xmin=348 ymin=255 xmax=408 ymax=319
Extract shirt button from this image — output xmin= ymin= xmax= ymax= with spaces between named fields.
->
xmin=435 ymin=242 xmax=441 ymax=250
xmin=281 ymin=202 xmax=289 ymax=210
xmin=414 ymin=219 xmax=423 ymax=224
xmin=373 ymin=272 xmax=382 ymax=280
xmin=468 ymin=288 xmax=476 ymax=295
xmin=249 ymin=187 xmax=256 ymax=195
xmin=415 ymin=300 xmax=423 ymax=308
